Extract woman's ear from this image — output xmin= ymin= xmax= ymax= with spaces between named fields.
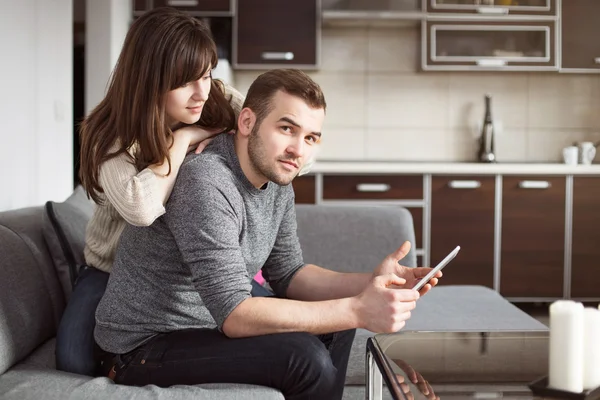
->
xmin=237 ymin=108 xmax=256 ymax=138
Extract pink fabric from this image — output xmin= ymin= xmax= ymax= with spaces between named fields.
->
xmin=253 ymin=270 xmax=265 ymax=285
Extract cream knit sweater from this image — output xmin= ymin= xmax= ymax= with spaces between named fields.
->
xmin=84 ymin=84 xmax=244 ymax=273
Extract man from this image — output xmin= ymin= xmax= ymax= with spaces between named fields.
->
xmin=95 ymin=69 xmax=440 ymax=400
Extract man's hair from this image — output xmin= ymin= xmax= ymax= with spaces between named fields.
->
xmin=242 ymin=69 xmax=326 ymax=127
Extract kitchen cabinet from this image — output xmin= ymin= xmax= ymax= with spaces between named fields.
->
xmin=561 ymin=0 xmax=600 ymax=72
xmin=500 ymin=176 xmax=565 ymax=298
xmin=571 ymin=177 xmax=600 ymax=298
xmin=292 ymin=176 xmax=316 ymax=204
xmin=134 ymin=0 xmax=234 ymax=16
xmin=426 ymin=0 xmax=557 ymax=16
xmin=430 ymin=176 xmax=496 ymax=288
xmin=233 ymin=0 xmax=320 ymax=69
xmin=422 ymin=19 xmax=557 ymax=71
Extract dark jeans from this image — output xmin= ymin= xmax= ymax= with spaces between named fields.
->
xmin=56 ymin=266 xmax=274 ymax=376
xmin=99 ymin=328 xmax=355 ymax=400
xmin=55 ymin=266 xmax=110 ymax=375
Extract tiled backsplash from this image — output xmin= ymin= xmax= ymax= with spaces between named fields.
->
xmin=234 ymin=27 xmax=600 ymax=163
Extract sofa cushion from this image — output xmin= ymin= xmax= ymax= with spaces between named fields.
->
xmin=0 ymin=207 xmax=65 ymax=375
xmin=42 ymin=186 xmax=95 ymax=300
xmin=295 ymin=205 xmax=417 ymax=273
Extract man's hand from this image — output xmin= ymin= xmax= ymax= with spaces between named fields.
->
xmin=372 ymin=241 xmax=442 ymax=297
xmin=352 ymin=273 xmax=419 ymax=333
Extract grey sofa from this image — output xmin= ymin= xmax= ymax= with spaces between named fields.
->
xmin=0 ymin=196 xmax=546 ymax=400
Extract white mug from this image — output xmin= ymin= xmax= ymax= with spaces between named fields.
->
xmin=579 ymin=142 xmax=597 ymax=165
xmin=563 ymin=146 xmax=579 ymax=165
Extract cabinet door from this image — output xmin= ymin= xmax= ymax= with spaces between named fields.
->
xmin=134 ymin=0 xmax=150 ymax=13
xmin=561 ymin=0 xmax=600 ymax=71
xmin=234 ymin=0 xmax=319 ymax=68
xmin=153 ymin=0 xmax=233 ymax=15
xmin=292 ymin=175 xmax=316 ymax=204
xmin=423 ymin=20 xmax=557 ymax=71
xmin=571 ymin=177 xmax=600 ymax=298
xmin=427 ymin=0 xmax=556 ymax=16
xmin=431 ymin=176 xmax=495 ymax=288
xmin=500 ymin=177 xmax=565 ymax=298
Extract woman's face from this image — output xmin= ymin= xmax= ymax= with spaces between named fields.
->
xmin=165 ymin=70 xmax=212 ymax=126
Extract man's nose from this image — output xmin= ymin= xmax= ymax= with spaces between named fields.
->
xmin=286 ymin=137 xmax=305 ymax=157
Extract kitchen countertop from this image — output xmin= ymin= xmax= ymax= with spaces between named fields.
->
xmin=308 ymin=161 xmax=600 ymax=175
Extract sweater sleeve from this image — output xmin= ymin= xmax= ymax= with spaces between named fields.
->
xmin=164 ymin=171 xmax=251 ymax=330
xmin=98 ymin=150 xmax=166 ymax=227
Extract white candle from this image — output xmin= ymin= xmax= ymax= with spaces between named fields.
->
xmin=583 ymin=308 xmax=600 ymax=390
xmin=549 ymin=300 xmax=584 ymax=393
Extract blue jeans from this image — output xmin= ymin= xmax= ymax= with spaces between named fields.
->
xmin=55 ymin=266 xmax=110 ymax=375
xmin=55 ymin=266 xmax=274 ymax=376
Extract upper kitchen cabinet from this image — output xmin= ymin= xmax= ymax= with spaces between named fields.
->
xmin=422 ymin=19 xmax=557 ymax=71
xmin=134 ymin=0 xmax=234 ymax=16
xmin=426 ymin=0 xmax=557 ymax=16
xmin=561 ymin=0 xmax=600 ymax=72
xmin=233 ymin=0 xmax=320 ymax=69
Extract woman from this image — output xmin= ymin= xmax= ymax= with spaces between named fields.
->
xmin=55 ymin=7 xmax=269 ymax=376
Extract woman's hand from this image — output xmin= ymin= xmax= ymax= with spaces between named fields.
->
xmin=174 ymin=126 xmax=222 ymax=154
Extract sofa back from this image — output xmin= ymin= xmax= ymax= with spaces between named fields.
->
xmin=295 ymin=205 xmax=417 ymax=272
xmin=0 ymin=206 xmax=65 ymax=374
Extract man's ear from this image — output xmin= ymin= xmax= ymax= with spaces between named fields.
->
xmin=237 ymin=108 xmax=256 ymax=138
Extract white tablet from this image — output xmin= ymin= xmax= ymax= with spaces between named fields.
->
xmin=412 ymin=246 xmax=460 ymax=291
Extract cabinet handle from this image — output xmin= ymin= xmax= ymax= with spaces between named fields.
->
xmin=518 ymin=180 xmax=551 ymax=189
xmin=167 ymin=0 xmax=199 ymax=6
xmin=594 ymin=57 xmax=600 ymax=64
xmin=476 ymin=6 xmax=509 ymax=14
xmin=448 ymin=180 xmax=481 ymax=189
xmin=261 ymin=52 xmax=295 ymax=61
xmin=356 ymin=183 xmax=391 ymax=193
xmin=476 ymin=59 xmax=507 ymax=67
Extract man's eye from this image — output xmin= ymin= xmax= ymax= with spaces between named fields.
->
xmin=306 ymin=136 xmax=317 ymax=143
xmin=281 ymin=126 xmax=292 ymax=133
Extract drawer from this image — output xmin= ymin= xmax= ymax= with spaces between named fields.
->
xmin=292 ymin=175 xmax=316 ymax=204
xmin=323 ymin=175 xmax=424 ymax=200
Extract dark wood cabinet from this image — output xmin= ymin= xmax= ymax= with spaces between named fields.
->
xmin=561 ymin=0 xmax=600 ymax=71
xmin=426 ymin=0 xmax=557 ymax=16
xmin=322 ymin=175 xmax=423 ymax=201
xmin=234 ymin=0 xmax=319 ymax=68
xmin=134 ymin=0 xmax=233 ymax=16
xmin=423 ymin=20 xmax=557 ymax=71
xmin=134 ymin=0 xmax=150 ymax=12
xmin=292 ymin=175 xmax=316 ymax=204
xmin=153 ymin=0 xmax=233 ymax=15
xmin=571 ymin=177 xmax=600 ymax=298
xmin=431 ymin=176 xmax=496 ymax=288
xmin=500 ymin=176 xmax=565 ymax=298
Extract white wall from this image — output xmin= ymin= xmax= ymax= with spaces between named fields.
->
xmin=0 ymin=0 xmax=73 ymax=211
xmin=85 ymin=0 xmax=131 ymax=114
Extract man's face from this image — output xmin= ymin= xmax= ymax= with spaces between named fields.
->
xmin=247 ymin=91 xmax=324 ymax=186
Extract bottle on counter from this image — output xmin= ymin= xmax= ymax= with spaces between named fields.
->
xmin=478 ymin=94 xmax=496 ymax=163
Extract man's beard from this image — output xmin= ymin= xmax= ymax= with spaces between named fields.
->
xmin=247 ymin=124 xmax=299 ymax=187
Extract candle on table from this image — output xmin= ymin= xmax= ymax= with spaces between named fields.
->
xmin=583 ymin=307 xmax=600 ymax=390
xmin=549 ymin=300 xmax=584 ymax=393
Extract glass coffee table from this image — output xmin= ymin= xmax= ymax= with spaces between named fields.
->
xmin=366 ymin=330 xmax=549 ymax=400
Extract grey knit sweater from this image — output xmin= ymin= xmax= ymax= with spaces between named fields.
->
xmin=94 ymin=134 xmax=305 ymax=354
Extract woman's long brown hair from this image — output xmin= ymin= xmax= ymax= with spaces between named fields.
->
xmin=79 ymin=7 xmax=236 ymax=203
